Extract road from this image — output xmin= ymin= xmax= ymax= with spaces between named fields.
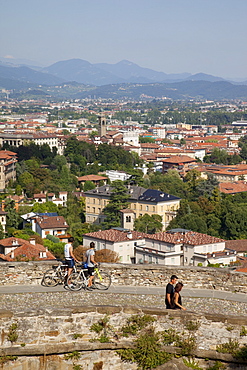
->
xmin=0 ymin=284 xmax=246 ymax=303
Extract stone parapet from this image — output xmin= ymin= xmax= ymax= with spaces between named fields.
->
xmin=0 ymin=261 xmax=247 ymax=293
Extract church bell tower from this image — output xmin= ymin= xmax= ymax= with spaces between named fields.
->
xmin=98 ymin=114 xmax=106 ymax=137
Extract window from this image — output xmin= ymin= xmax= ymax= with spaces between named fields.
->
xmin=153 ymin=206 xmax=155 ymax=212
xmin=119 ymin=256 xmax=123 ymax=262
xmin=126 ymin=216 xmax=131 ymax=222
xmin=140 ymin=205 xmax=142 ymax=211
xmin=171 ymin=258 xmax=175 ymax=264
xmin=146 ymin=206 xmax=149 ymax=211
xmin=127 ymin=255 xmax=130 ymax=261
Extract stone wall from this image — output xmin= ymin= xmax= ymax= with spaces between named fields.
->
xmin=0 ymin=261 xmax=247 ymax=293
xmin=0 ymin=306 xmax=247 ymax=369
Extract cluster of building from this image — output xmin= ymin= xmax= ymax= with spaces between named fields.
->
xmin=0 ymin=100 xmax=247 ymax=265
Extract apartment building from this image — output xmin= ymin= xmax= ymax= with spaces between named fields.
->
xmin=0 ymin=150 xmax=17 ymax=191
xmin=0 ymin=132 xmax=65 ymax=155
xmin=162 ymin=155 xmax=197 ymax=177
xmin=85 ymin=185 xmax=180 ymax=230
xmin=197 ymin=164 xmax=247 ymax=183
xmin=83 ymin=228 xmax=227 ymax=266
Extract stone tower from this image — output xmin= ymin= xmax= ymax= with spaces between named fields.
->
xmin=98 ymin=114 xmax=106 ymax=137
xmin=120 ymin=209 xmax=135 ymax=231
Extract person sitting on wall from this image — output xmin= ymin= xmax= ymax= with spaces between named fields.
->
xmin=165 ymin=274 xmax=178 ymax=309
xmin=171 ymin=282 xmax=186 ymax=310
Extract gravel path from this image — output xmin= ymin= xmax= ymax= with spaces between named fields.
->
xmin=1 ymin=291 xmax=247 ymax=316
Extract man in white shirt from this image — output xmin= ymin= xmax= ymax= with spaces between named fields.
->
xmin=64 ymin=237 xmax=79 ymax=285
xmin=85 ymin=242 xmax=98 ymax=290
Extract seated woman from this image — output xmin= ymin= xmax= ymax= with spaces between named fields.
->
xmin=171 ymin=282 xmax=186 ymax=310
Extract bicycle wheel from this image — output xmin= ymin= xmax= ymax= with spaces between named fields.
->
xmin=42 ymin=269 xmax=59 ymax=287
xmin=93 ymin=271 xmax=111 ymax=290
xmin=67 ymin=272 xmax=85 ymax=291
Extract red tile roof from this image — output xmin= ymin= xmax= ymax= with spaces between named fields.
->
xmin=84 ymin=229 xmax=225 ymax=246
xmin=225 ymin=239 xmax=247 ymax=252
xmin=146 ymin=231 xmax=225 ymax=246
xmin=84 ymin=229 xmax=146 ymax=242
xmin=77 ymin=175 xmax=108 ymax=182
xmin=0 ymin=238 xmax=56 ymax=261
xmin=219 ymin=181 xmax=247 ymax=194
xmin=0 ymin=237 xmax=29 ymax=247
xmin=162 ymin=155 xmax=197 ymax=164
xmin=36 ymin=216 xmax=68 ymax=229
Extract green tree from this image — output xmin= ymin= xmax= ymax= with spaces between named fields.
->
xmin=134 ymin=214 xmax=163 ymax=234
xmin=168 ymin=213 xmax=207 ymax=234
xmin=139 ymin=137 xmax=155 ymax=143
xmin=84 ymin=181 xmax=96 ymax=191
xmin=43 ymin=239 xmax=65 ymax=259
xmin=5 ymin=199 xmax=21 ymax=233
xmin=102 ymin=181 xmax=130 ymax=229
xmin=32 ymin=201 xmax=58 ymax=213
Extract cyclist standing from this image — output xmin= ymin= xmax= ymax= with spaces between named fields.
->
xmin=86 ymin=242 xmax=98 ymax=290
xmin=64 ymin=237 xmax=79 ymax=285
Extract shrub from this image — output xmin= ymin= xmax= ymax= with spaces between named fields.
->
xmin=64 ymin=351 xmax=81 ymax=361
xmin=185 ymin=320 xmax=200 ymax=332
xmin=7 ymin=323 xmax=18 ymax=343
xmin=234 ymin=344 xmax=247 ymax=360
xmin=117 ymin=327 xmax=172 ymax=370
xmin=162 ymin=328 xmax=180 ymax=345
xmin=175 ymin=335 xmax=196 ymax=356
xmin=183 ymin=358 xmax=203 ymax=369
xmin=240 ymin=326 xmax=247 ymax=337
xmin=216 ymin=339 xmax=239 ymax=355
xmin=121 ymin=314 xmax=156 ymax=337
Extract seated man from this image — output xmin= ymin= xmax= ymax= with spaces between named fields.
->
xmin=165 ymin=274 xmax=178 ymax=309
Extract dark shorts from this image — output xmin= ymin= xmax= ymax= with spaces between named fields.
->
xmin=65 ymin=258 xmax=75 ymax=268
xmin=88 ymin=267 xmax=95 ymax=276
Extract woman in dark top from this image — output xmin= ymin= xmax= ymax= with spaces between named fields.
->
xmin=172 ymin=282 xmax=186 ymax=310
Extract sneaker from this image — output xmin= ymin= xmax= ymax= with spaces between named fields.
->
xmin=87 ymin=286 xmax=93 ymax=291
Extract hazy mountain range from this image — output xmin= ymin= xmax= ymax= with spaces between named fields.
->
xmin=0 ymin=57 xmax=247 ymax=100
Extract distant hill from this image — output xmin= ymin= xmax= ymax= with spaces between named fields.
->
xmin=0 ymin=64 xmax=64 ymax=87
xmin=184 ymin=73 xmax=225 ymax=83
xmin=42 ymin=59 xmax=125 ymax=85
xmin=95 ymin=59 xmax=190 ymax=83
xmin=74 ymin=80 xmax=247 ymax=100
xmin=1 ymin=57 xmax=247 ymax=100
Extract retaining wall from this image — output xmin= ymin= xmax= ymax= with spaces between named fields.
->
xmin=1 ymin=306 xmax=247 ymax=369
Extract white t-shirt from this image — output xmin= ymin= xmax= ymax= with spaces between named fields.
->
xmin=64 ymin=243 xmax=72 ymax=260
xmin=86 ymin=248 xmax=95 ymax=267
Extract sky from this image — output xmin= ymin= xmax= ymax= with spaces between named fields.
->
xmin=1 ymin=0 xmax=247 ymax=79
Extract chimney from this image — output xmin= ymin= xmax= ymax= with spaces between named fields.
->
xmin=127 ymin=231 xmax=132 ymax=239
xmin=30 ymin=238 xmax=36 ymax=245
xmin=11 ymin=251 xmax=15 ymax=259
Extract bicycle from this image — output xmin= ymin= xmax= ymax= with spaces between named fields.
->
xmin=68 ymin=263 xmax=111 ymax=291
xmin=42 ymin=261 xmax=77 ymax=287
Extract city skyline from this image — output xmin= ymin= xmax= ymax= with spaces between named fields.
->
xmin=1 ymin=0 xmax=246 ymax=79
